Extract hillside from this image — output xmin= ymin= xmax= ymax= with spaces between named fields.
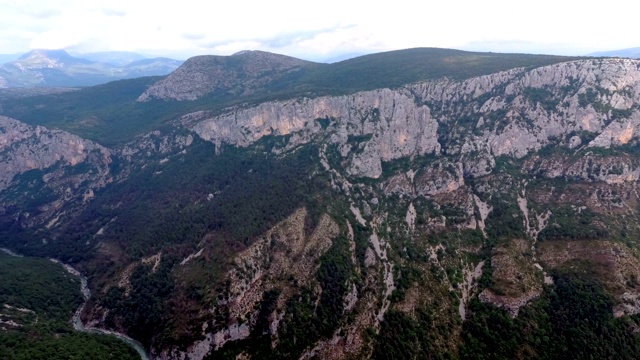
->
xmin=138 ymin=50 xmax=321 ymax=101
xmin=2 ymin=50 xmax=640 ymax=359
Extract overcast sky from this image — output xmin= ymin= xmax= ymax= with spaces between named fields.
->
xmin=0 ymin=0 xmax=637 ymax=62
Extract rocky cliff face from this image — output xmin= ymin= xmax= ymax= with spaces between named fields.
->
xmin=0 ymin=116 xmax=112 ymax=229
xmin=188 ymin=87 xmax=441 ymax=178
xmin=187 ymin=58 xmax=640 ymax=178
xmin=121 ymin=57 xmax=640 ymax=358
xmin=0 ymin=116 xmax=111 ymax=191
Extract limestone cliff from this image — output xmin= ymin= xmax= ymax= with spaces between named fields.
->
xmin=185 ymin=58 xmax=640 ymax=179
xmin=0 ymin=116 xmax=112 ymax=228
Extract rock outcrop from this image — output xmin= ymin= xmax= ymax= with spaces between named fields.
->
xmin=0 ymin=116 xmax=111 ymax=191
xmin=189 ymin=88 xmax=441 ymax=178
xmin=0 ymin=116 xmax=112 ymax=230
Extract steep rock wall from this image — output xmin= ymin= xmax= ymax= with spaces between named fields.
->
xmin=0 ymin=116 xmax=111 ymax=191
xmin=188 ymin=59 xmax=640 ymax=179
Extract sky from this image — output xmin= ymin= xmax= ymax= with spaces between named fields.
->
xmin=0 ymin=0 xmax=638 ymax=62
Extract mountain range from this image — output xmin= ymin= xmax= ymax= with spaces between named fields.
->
xmin=2 ymin=47 xmax=640 ymax=359
xmin=0 ymin=49 xmax=183 ymax=87
xmin=589 ymin=47 xmax=640 ymax=58
xmin=1 ymin=45 xmax=638 ymax=89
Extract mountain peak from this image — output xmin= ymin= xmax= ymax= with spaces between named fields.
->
xmin=231 ymin=50 xmax=254 ymax=56
xmin=16 ymin=49 xmax=92 ymax=68
xmin=20 ymin=49 xmax=71 ymax=59
xmin=138 ymin=51 xmax=318 ymax=101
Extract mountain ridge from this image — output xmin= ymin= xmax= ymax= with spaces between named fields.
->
xmin=74 ymin=51 xmax=149 ymax=66
xmin=17 ymin=49 xmax=94 ymax=67
xmin=589 ymin=46 xmax=640 ymax=58
xmin=139 ymin=47 xmax=585 ymax=103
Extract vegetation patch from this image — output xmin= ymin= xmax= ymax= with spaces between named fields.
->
xmin=461 ymin=271 xmax=640 ymax=359
xmin=0 ymin=252 xmax=138 ymax=359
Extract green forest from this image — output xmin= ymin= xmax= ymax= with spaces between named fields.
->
xmin=0 ymin=252 xmax=139 ymax=359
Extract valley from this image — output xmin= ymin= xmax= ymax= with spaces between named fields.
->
xmin=2 ymin=48 xmax=640 ymax=359
xmin=0 ymin=250 xmax=139 ymax=359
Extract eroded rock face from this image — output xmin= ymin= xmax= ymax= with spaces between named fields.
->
xmin=0 ymin=116 xmax=113 ymax=230
xmin=478 ymin=239 xmax=544 ymax=317
xmin=0 ymin=116 xmax=111 ymax=191
xmin=523 ymin=153 xmax=640 ymax=184
xmin=158 ymin=58 xmax=640 ymax=358
xmin=190 ymin=88 xmax=441 ymax=178
xmin=186 ymin=58 xmax=640 ymax=179
xmin=158 ymin=208 xmax=341 ymax=360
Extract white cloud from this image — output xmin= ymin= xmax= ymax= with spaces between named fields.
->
xmin=0 ymin=0 xmax=638 ymax=60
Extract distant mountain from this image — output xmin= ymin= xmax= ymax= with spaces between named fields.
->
xmin=17 ymin=49 xmax=93 ymax=67
xmin=0 ymin=49 xmax=183 ymax=88
xmin=588 ymin=47 xmax=640 ymax=58
xmin=72 ymin=51 xmax=147 ymax=66
xmin=123 ymin=57 xmax=184 ymax=77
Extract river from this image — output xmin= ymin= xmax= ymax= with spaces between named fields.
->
xmin=50 ymin=259 xmax=151 ymax=360
xmin=1 ymin=248 xmax=150 ymax=360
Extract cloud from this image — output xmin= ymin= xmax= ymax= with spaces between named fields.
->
xmin=206 ymin=41 xmax=263 ymax=54
xmin=187 ymin=24 xmax=377 ymax=61
xmin=26 ymin=8 xmax=60 ymax=19
xmin=30 ymin=28 xmax=84 ymax=50
xmin=1 ymin=0 xmax=639 ymax=62
xmin=181 ymin=33 xmax=205 ymax=41
xmin=261 ymin=26 xmax=352 ymax=48
xmin=101 ymin=8 xmax=126 ymax=17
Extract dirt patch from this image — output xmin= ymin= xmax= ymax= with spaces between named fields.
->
xmin=480 ymin=239 xmax=542 ymax=317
